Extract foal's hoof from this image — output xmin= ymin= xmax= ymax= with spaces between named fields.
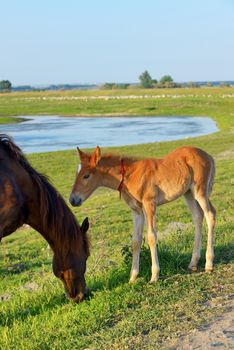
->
xmin=129 ymin=272 xmax=138 ymax=283
xmin=149 ymin=276 xmax=159 ymax=284
xmin=205 ymin=267 xmax=213 ymax=273
xmin=188 ymin=266 xmax=197 ymax=273
xmin=129 ymin=277 xmax=137 ymax=283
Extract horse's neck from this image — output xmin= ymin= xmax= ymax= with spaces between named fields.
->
xmin=24 ymin=186 xmax=56 ymax=249
xmin=98 ymin=157 xmax=135 ymax=191
xmin=98 ymin=165 xmax=121 ymax=190
xmin=26 ymin=206 xmax=55 ymax=248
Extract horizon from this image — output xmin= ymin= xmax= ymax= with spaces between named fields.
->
xmin=12 ymin=79 xmax=234 ymax=89
xmin=1 ymin=0 xmax=234 ymax=86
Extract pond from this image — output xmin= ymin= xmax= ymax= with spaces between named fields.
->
xmin=0 ymin=115 xmax=218 ymax=153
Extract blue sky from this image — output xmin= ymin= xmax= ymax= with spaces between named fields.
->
xmin=1 ymin=0 xmax=233 ymax=85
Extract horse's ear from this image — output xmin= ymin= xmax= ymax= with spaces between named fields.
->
xmin=80 ymin=217 xmax=89 ymax=235
xmin=81 ymin=217 xmax=90 ymax=256
xmin=77 ymin=147 xmax=87 ymax=162
xmin=90 ymin=146 xmax=101 ymax=168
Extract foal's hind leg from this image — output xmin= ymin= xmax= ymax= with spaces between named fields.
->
xmin=129 ymin=209 xmax=144 ymax=283
xmin=195 ymin=195 xmax=216 ymax=272
xmin=184 ymin=191 xmax=204 ymax=272
xmin=142 ymin=199 xmax=160 ymax=283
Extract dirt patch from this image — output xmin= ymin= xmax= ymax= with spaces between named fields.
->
xmin=215 ymin=149 xmax=234 ymax=160
xmin=169 ymin=295 xmax=234 ymax=350
xmin=21 ymin=282 xmax=39 ymax=292
xmin=158 ymin=222 xmax=191 ymax=238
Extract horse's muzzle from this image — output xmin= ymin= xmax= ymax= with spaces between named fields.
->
xmin=70 ymin=288 xmax=90 ymax=303
xmin=69 ymin=194 xmax=82 ymax=207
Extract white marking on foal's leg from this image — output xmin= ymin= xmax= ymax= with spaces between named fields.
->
xmin=195 ymin=197 xmax=216 ymax=272
xmin=147 ymin=229 xmax=160 ymax=283
xmin=129 ymin=210 xmax=144 ymax=283
xmin=143 ymin=201 xmax=160 ymax=283
xmin=205 ymin=212 xmax=215 ymax=272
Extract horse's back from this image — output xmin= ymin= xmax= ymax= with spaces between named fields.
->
xmin=166 ymin=146 xmax=215 ymax=195
xmin=148 ymin=146 xmax=215 ymax=203
xmin=165 ymin=146 xmax=212 ymax=161
xmin=164 ymin=146 xmax=214 ymax=171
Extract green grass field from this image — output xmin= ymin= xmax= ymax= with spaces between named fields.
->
xmin=0 ymin=88 xmax=233 ymax=349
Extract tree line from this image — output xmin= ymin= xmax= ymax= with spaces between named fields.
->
xmin=1 ymin=77 xmax=232 ymax=92
xmin=101 ymin=71 xmax=230 ymax=89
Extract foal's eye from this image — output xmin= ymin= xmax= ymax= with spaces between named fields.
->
xmin=83 ymin=173 xmax=90 ymax=179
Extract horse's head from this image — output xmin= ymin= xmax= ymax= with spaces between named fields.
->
xmin=69 ymin=146 xmax=101 ymax=207
xmin=52 ymin=217 xmax=90 ymax=302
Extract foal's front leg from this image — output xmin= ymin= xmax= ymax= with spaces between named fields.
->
xmin=143 ymin=199 xmax=160 ymax=283
xmin=129 ymin=209 xmax=144 ymax=283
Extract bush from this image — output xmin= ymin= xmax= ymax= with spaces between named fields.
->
xmin=0 ymin=80 xmax=12 ymax=92
xmin=101 ymin=83 xmax=116 ymax=90
xmin=159 ymin=75 xmax=173 ymax=84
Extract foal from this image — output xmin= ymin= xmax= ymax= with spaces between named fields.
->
xmin=69 ymin=146 xmax=216 ymax=283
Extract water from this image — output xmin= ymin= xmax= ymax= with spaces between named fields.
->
xmin=0 ymin=115 xmax=218 ymax=153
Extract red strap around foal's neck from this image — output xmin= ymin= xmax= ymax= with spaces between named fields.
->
xmin=117 ymin=159 xmax=125 ymax=198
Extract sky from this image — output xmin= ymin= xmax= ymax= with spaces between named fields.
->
xmin=0 ymin=0 xmax=234 ymax=86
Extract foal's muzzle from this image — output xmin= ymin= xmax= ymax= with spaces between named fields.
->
xmin=69 ymin=194 xmax=82 ymax=207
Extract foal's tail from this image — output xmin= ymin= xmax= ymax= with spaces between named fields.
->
xmin=208 ymin=154 xmax=215 ymax=196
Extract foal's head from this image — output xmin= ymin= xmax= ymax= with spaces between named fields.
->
xmin=69 ymin=147 xmax=101 ymax=207
xmin=52 ymin=217 xmax=90 ymax=302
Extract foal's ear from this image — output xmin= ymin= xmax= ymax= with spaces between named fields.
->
xmin=77 ymin=147 xmax=87 ymax=162
xmin=81 ymin=217 xmax=89 ymax=235
xmin=90 ymin=146 xmax=101 ymax=168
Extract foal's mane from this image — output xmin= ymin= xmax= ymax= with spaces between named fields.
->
xmin=0 ymin=134 xmax=89 ymax=255
xmin=99 ymin=152 xmax=139 ymax=168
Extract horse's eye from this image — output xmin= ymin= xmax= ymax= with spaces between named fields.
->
xmin=83 ymin=173 xmax=90 ymax=179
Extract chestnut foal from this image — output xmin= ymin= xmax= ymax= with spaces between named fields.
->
xmin=70 ymin=146 xmax=216 ymax=283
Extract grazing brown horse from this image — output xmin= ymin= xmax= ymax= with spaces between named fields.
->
xmin=70 ymin=146 xmax=216 ymax=283
xmin=0 ymin=134 xmax=90 ymax=302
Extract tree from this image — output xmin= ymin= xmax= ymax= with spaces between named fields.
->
xmin=101 ymin=83 xmax=116 ymax=90
xmin=159 ymin=75 xmax=173 ymax=84
xmin=220 ymin=82 xmax=230 ymax=88
xmin=139 ymin=70 xmax=155 ymax=88
xmin=0 ymin=80 xmax=12 ymax=92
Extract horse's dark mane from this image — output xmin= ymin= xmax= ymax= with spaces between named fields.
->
xmin=0 ymin=134 xmax=89 ymax=256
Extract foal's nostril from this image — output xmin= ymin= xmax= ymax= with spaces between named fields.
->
xmin=69 ymin=195 xmax=82 ymax=207
xmin=76 ymin=197 xmax=82 ymax=206
xmin=69 ymin=196 xmax=75 ymax=206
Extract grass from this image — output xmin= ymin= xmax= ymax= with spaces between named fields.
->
xmin=0 ymin=87 xmax=234 ymax=349
xmin=0 ymin=116 xmax=24 ymax=124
